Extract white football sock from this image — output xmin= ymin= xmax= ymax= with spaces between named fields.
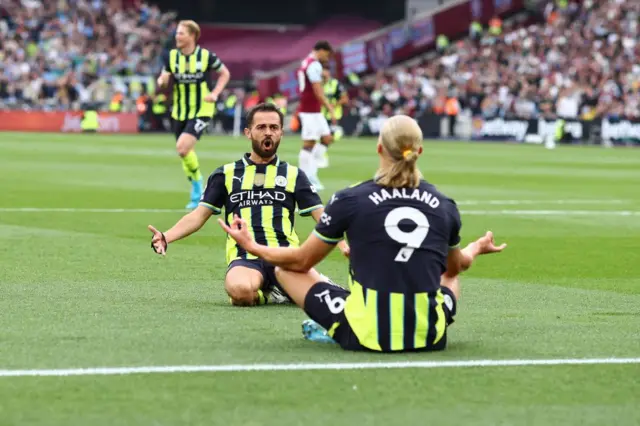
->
xmin=299 ymin=149 xmax=318 ymax=180
xmin=312 ymin=142 xmax=328 ymax=160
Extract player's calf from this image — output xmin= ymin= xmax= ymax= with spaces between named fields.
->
xmin=176 ymin=134 xmax=198 ymax=157
xmin=301 ymin=140 xmax=316 ymax=152
xmin=176 ymin=133 xmax=203 ymax=209
xmin=320 ymin=134 xmax=333 ymax=146
xmin=273 ymin=266 xmax=341 ymax=309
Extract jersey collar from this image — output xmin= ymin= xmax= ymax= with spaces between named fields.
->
xmin=242 ymin=153 xmax=280 ymax=167
xmin=180 ymin=45 xmax=200 ymax=57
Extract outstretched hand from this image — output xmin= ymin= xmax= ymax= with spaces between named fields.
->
xmin=475 ymin=231 xmax=507 ymax=255
xmin=218 ymin=214 xmax=254 ymax=250
xmin=148 ymin=225 xmax=167 ymax=255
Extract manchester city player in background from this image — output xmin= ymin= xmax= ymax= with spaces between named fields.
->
xmin=157 ymin=20 xmax=231 ymax=209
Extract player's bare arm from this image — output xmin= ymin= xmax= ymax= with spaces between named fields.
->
xmin=219 ymin=215 xmax=334 ymax=272
xmin=444 ymin=231 xmax=507 ymax=277
xmin=204 ymin=64 xmax=231 ymax=102
xmin=148 ymin=206 xmax=213 ymax=255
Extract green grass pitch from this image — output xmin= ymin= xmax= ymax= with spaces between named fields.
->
xmin=0 ymin=131 xmax=639 ymax=425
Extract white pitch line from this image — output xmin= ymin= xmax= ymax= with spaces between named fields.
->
xmin=0 ymin=208 xmax=187 ymax=213
xmin=456 ymin=199 xmax=627 ymax=206
xmin=0 ymin=208 xmax=638 ymax=216
xmin=0 ymin=357 xmax=638 ymax=377
xmin=462 ymin=210 xmax=640 ymax=216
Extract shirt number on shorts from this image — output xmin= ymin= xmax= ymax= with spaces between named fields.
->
xmin=314 ymin=289 xmax=345 ymax=314
xmin=194 ymin=119 xmax=208 ymax=133
xmin=384 ymin=206 xmax=430 ymax=262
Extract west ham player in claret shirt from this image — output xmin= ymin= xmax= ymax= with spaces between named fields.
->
xmin=296 ymin=41 xmax=336 ymax=191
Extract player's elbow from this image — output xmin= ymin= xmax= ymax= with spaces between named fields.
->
xmin=290 ymin=260 xmax=313 ymax=273
xmin=443 ymin=266 xmax=460 ymax=279
xmin=219 ymin=66 xmax=231 ymax=80
xmin=447 ymin=255 xmax=473 ymax=277
xmin=445 ymin=252 xmax=466 ymax=277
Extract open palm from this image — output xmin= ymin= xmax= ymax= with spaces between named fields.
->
xmin=148 ymin=225 xmax=167 ymax=255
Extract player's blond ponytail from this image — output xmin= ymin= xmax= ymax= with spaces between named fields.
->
xmin=375 ymin=115 xmax=423 ymax=189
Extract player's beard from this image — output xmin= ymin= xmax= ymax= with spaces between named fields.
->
xmin=252 ymin=135 xmax=280 ymax=159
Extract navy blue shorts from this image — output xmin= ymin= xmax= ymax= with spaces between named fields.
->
xmin=172 ymin=117 xmax=211 ymax=141
xmin=304 ymin=282 xmax=457 ymax=352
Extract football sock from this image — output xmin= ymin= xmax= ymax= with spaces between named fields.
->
xmin=312 ymin=142 xmax=328 ymax=158
xmin=182 ymin=150 xmax=202 ymax=182
xmin=298 ymin=148 xmax=317 ymax=179
xmin=229 ymin=290 xmax=267 ymax=306
xmin=256 ymin=289 xmax=267 ymax=305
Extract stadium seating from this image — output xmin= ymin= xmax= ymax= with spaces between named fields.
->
xmin=0 ymin=0 xmax=176 ymax=111
xmin=352 ymin=0 xmax=640 ymax=121
xmin=2 ymin=0 xmax=637 ymax=124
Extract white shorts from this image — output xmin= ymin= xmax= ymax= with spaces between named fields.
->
xmin=299 ymin=112 xmax=331 ymax=141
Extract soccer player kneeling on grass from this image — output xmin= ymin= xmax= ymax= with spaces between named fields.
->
xmin=220 ymin=115 xmax=507 ymax=352
xmin=148 ymin=103 xmax=348 ymax=307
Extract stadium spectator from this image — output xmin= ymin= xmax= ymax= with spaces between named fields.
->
xmin=0 ymin=0 xmax=176 ymax=111
xmin=348 ymin=0 xmax=640 ymax=122
xmin=2 ymin=0 xmax=638 ymax=126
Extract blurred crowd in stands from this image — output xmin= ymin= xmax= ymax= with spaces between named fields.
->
xmin=352 ymin=0 xmax=640 ymax=127
xmin=0 ymin=0 xmax=176 ymax=112
xmin=2 ymin=0 xmax=638 ymax=130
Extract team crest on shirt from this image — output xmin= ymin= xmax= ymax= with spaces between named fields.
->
xmin=254 ymin=173 xmax=266 ymax=187
xmin=275 ymin=176 xmax=288 ymax=187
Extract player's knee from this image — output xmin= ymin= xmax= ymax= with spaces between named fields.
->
xmin=274 ymin=266 xmax=285 ymax=283
xmin=176 ymin=142 xmax=190 ymax=157
xmin=225 ymin=280 xmax=257 ymax=306
xmin=274 ymin=266 xmax=297 ymax=283
xmin=321 ymin=135 xmax=333 ymax=145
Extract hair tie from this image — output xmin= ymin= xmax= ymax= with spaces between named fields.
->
xmin=402 ymin=149 xmax=413 ymax=159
